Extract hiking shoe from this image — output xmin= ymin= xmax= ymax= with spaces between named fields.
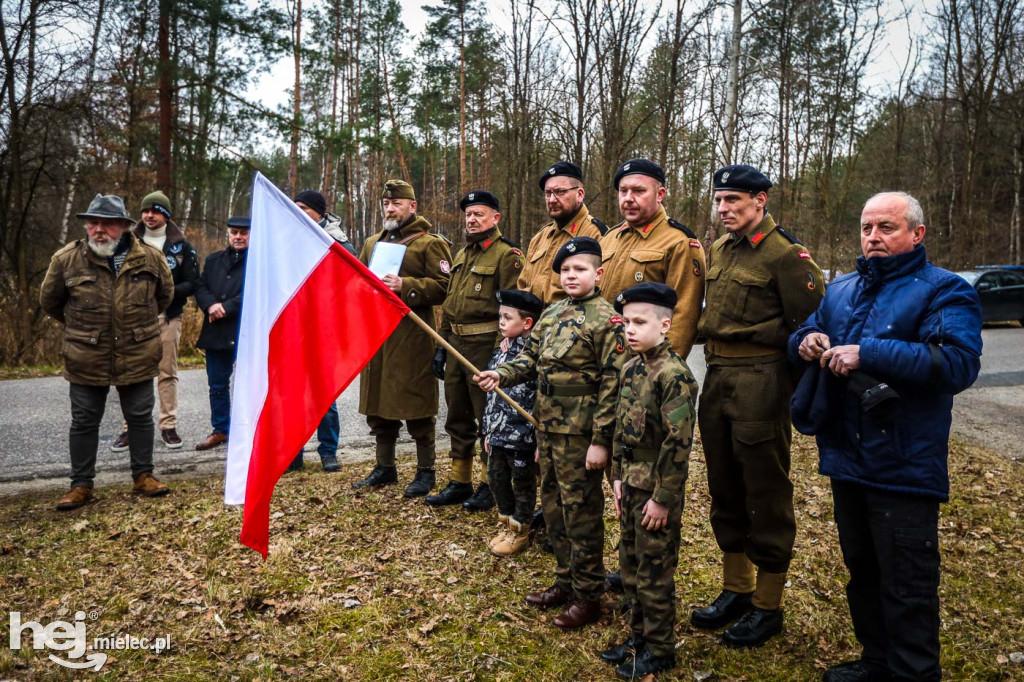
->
xmin=132 ymin=472 xmax=170 ymax=497
xmin=320 ymin=455 xmax=341 ymax=473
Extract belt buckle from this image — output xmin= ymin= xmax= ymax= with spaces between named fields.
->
xmin=539 ymin=380 xmax=551 ymax=395
xmin=622 ymin=445 xmax=634 ymax=461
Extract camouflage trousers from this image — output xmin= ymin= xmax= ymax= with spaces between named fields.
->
xmin=620 ymin=484 xmax=682 ymax=657
xmin=488 ymin=445 xmax=537 ymax=524
xmin=539 ymin=432 xmax=605 ymax=601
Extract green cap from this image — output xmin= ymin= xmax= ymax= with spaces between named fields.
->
xmin=381 ymin=180 xmax=415 ymax=201
xmin=141 ymin=191 xmax=172 ymax=218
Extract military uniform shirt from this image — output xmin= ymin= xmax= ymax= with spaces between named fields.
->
xmin=494 ymin=289 xmax=627 ymax=447
xmin=600 ymin=206 xmax=706 ymax=358
xmin=611 ymin=341 xmax=697 ymax=508
xmin=517 ymin=204 xmax=604 ymax=306
xmin=698 ymin=213 xmax=824 ymax=354
xmin=441 ymin=226 xmax=522 ymax=342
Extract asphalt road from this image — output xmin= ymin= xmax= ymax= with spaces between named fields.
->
xmin=1 ymin=327 xmax=1021 ymax=494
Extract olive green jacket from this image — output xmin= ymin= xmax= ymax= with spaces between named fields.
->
xmin=39 ymin=234 xmax=173 ymax=386
xmin=358 ymin=216 xmax=452 ymax=419
xmin=611 ymin=341 xmax=697 ymax=508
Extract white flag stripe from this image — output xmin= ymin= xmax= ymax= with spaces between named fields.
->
xmin=223 ymin=173 xmax=334 ymax=505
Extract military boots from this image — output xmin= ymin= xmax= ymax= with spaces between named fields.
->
xmin=351 ymin=464 xmax=398 ymax=489
xmin=404 ymin=469 xmax=435 ymax=498
xmin=425 ymin=480 xmax=473 ymax=506
xmin=462 ymin=482 xmax=495 ymax=511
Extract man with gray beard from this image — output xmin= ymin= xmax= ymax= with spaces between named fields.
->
xmin=352 ymin=180 xmax=453 ymax=497
xmin=40 ymin=194 xmax=174 ymax=510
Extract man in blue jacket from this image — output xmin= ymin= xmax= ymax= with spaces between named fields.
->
xmin=788 ymin=192 xmax=982 ymax=682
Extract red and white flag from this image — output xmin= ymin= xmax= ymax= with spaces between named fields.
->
xmin=225 ymin=172 xmax=408 ymax=557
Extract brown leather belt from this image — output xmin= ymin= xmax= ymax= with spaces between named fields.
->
xmin=450 ymin=321 xmax=499 ymax=336
xmin=705 ymin=338 xmax=783 ymax=358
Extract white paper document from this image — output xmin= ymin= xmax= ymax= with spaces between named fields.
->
xmin=368 ymin=242 xmax=406 ymax=278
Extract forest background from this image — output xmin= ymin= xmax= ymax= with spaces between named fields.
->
xmin=2 ymin=0 xmax=1023 ymax=366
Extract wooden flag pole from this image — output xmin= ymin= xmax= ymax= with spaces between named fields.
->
xmin=404 ymin=310 xmax=539 ymax=429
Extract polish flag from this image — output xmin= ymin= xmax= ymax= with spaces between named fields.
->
xmin=224 ymin=173 xmax=409 ymax=557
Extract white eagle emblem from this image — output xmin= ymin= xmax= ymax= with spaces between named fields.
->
xmin=722 ymin=171 xmax=730 ymax=183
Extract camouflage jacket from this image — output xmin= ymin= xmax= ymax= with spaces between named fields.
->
xmin=482 ymin=336 xmax=537 ymax=451
xmin=611 ymin=341 xmax=697 ymax=508
xmin=494 ymin=289 xmax=627 ymax=447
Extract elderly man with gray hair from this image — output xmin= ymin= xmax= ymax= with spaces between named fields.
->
xmin=788 ymin=191 xmax=983 ymax=682
xmin=40 ymin=194 xmax=174 ymax=510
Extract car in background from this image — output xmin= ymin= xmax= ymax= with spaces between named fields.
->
xmin=956 ymin=267 xmax=1024 ymax=324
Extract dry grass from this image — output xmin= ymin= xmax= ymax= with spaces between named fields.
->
xmin=1 ymin=436 xmax=1022 ymax=681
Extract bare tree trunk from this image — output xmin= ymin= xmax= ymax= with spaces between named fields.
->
xmin=458 ymin=3 xmax=467 ymax=191
xmin=289 ymin=0 xmax=303 ymax=196
xmin=157 ymin=0 xmax=173 ymax=190
xmin=722 ymin=0 xmax=742 ymax=165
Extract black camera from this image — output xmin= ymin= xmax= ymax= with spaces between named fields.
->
xmin=846 ymin=371 xmax=901 ymax=422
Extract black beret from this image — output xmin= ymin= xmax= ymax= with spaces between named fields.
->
xmin=552 ymin=236 xmax=602 ymax=273
xmin=495 ymin=289 xmax=544 ymax=319
xmin=539 ymin=161 xmax=583 ymax=190
xmin=226 ymin=216 xmax=251 ymax=229
xmin=459 ymin=190 xmax=500 ymax=212
xmin=713 ymin=164 xmax=773 ymax=193
xmin=613 ymin=282 xmax=678 ymax=313
xmin=613 ymin=158 xmax=666 ymax=190
xmin=294 ymin=189 xmax=327 ymax=216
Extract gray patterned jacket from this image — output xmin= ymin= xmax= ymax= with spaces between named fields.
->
xmin=483 ymin=336 xmax=537 ymax=451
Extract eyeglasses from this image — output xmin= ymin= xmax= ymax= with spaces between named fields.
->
xmin=543 ymin=187 xmax=581 ymax=199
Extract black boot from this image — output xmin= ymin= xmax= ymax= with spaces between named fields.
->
xmin=690 ymin=589 xmax=753 ymax=629
xmin=286 ymin=453 xmax=304 ymax=472
xmin=404 ymin=469 xmax=435 ymax=498
xmin=425 ymin=481 xmax=474 ymax=506
xmin=320 ymin=455 xmax=340 ymax=473
xmin=598 ymin=636 xmax=644 ymax=665
xmin=462 ymin=482 xmax=495 ymax=511
xmin=529 ymin=508 xmax=546 ymax=530
xmin=615 ymin=648 xmax=675 ymax=680
xmin=605 ymin=572 xmax=624 ymax=593
xmin=823 ymin=660 xmax=891 ymax=681
xmin=351 ymin=464 xmax=398 ymax=489
xmin=721 ymin=607 xmax=783 ymax=648
xmin=541 ymin=537 xmax=554 ymax=554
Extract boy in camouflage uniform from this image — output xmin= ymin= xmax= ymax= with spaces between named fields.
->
xmin=476 ymin=236 xmax=627 ymax=631
xmin=482 ymin=289 xmax=544 ymax=557
xmin=601 ymin=282 xmax=698 ymax=679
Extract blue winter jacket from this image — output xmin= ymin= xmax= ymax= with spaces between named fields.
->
xmin=787 ymin=245 xmax=982 ymax=500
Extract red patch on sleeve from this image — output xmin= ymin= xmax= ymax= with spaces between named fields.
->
xmin=511 ymin=248 xmax=523 ymax=256
xmin=609 ymin=316 xmax=622 ymax=324
xmin=689 ymin=240 xmax=701 ymax=248
xmin=799 ymin=251 xmax=810 ymax=259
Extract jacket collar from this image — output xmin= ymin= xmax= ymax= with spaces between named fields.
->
xmin=856 ymin=244 xmax=926 ymax=284
xmin=641 ymin=339 xmax=672 ymax=362
xmin=384 ymin=214 xmax=431 ymax=241
xmin=623 ymin=206 xmax=667 ymax=240
xmin=568 ymin=286 xmax=602 ymax=304
xmin=728 ymin=213 xmax=776 ymax=249
xmin=470 ymin=226 xmax=502 ymax=250
xmin=552 ymin=204 xmax=591 ymax=236
xmin=133 ymin=218 xmax=184 ymax=247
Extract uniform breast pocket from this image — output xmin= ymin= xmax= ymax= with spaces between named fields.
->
xmin=548 ymin=332 xmax=576 ymax=360
xmin=65 ymin=274 xmax=103 ymax=325
xmin=468 ymin=265 xmax=496 ymax=300
xmin=127 ymin=269 xmax=158 ymax=306
xmin=619 ymin=407 xmax=647 ymax=442
xmin=529 ymin=244 xmax=548 ymax=264
xmin=628 ymin=249 xmax=665 ymax=284
xmin=726 ymin=268 xmax=772 ymax=324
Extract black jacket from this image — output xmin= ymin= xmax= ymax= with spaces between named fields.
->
xmin=132 ymin=219 xmax=200 ymax=320
xmin=194 ymin=247 xmax=247 ymax=351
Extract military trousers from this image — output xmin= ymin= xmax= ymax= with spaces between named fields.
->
xmin=698 ymin=356 xmax=795 ymax=574
xmin=832 ymin=479 xmax=941 ymax=681
xmin=538 ymin=432 xmax=605 ymax=601
xmin=366 ymin=414 xmax=436 ymax=469
xmin=620 ymin=484 xmax=682 ymax=657
xmin=488 ymin=445 xmax=537 ymax=524
xmin=442 ymin=335 xmax=493 ymax=467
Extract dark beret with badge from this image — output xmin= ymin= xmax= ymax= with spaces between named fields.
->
xmin=495 ymin=289 xmax=544 ymax=319
xmin=613 ymin=158 xmax=666 ymax=190
xmin=613 ymin=282 xmax=678 ymax=313
xmin=459 ymin=190 xmax=500 ymax=212
xmin=226 ymin=216 xmax=251 ymax=230
xmin=713 ymin=164 xmax=773 ymax=194
xmin=381 ymin=179 xmax=416 ymax=201
xmin=551 ymin=236 xmax=602 ymax=273
xmin=539 ymin=161 xmax=584 ymax=190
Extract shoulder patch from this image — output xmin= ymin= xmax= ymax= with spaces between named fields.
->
xmin=609 ymin=315 xmax=622 ymax=325
xmin=499 ymin=236 xmax=521 ymax=249
xmin=667 ymin=218 xmax=697 ymax=239
xmin=590 ymin=217 xmax=609 ymax=236
xmin=689 ymin=239 xmax=702 ymax=249
xmin=798 ymin=250 xmax=810 ymax=259
xmin=775 ymin=226 xmax=801 ymax=245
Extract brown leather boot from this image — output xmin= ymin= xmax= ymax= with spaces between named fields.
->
xmin=56 ymin=486 xmax=94 ymax=511
xmin=195 ymin=432 xmax=228 ymax=451
xmin=133 ymin=472 xmax=170 ymax=497
xmin=552 ymin=598 xmax=601 ymax=630
xmin=524 ymin=584 xmax=571 ymax=609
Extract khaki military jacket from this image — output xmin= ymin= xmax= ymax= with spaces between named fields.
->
xmin=39 ymin=234 xmax=173 ymax=386
xmin=517 ymin=204 xmax=604 ymax=306
xmin=441 ymin=227 xmax=522 ymax=346
xmin=358 ymin=215 xmax=452 ymax=419
xmin=611 ymin=341 xmax=697 ymax=508
xmin=600 ymin=206 xmax=705 ymax=359
xmin=495 ymin=289 xmax=627 ymax=447
xmin=698 ymin=213 xmax=824 ymax=361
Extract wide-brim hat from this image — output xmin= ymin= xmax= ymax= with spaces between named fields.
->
xmin=76 ymin=194 xmax=134 ymax=224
